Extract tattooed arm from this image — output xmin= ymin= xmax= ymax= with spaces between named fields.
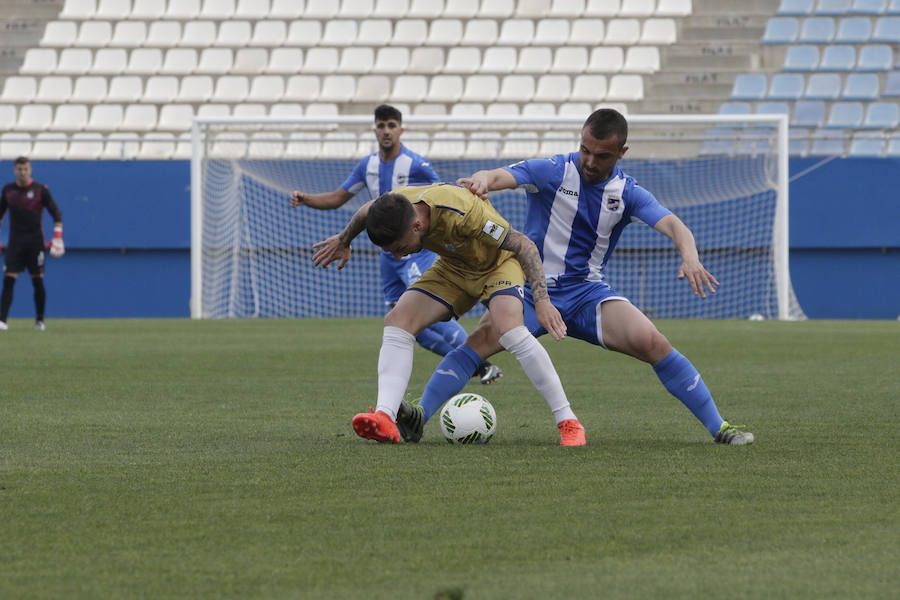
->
xmin=312 ymin=200 xmax=373 ymax=270
xmin=500 ymin=229 xmax=567 ymax=340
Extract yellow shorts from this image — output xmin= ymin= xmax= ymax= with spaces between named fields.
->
xmin=409 ymin=254 xmax=525 ymax=318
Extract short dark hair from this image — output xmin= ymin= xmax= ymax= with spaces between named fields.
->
xmin=366 ymin=192 xmax=415 ymax=247
xmin=14 ymin=156 xmax=30 ymax=166
xmin=583 ymin=108 xmax=628 ymax=146
xmin=374 ymin=104 xmax=402 ymax=124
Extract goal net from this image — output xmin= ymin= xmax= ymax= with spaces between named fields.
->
xmin=191 ymin=114 xmax=805 ymax=321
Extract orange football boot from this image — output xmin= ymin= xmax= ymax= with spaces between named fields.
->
xmin=558 ymin=419 xmax=586 ymax=446
xmin=352 ymin=407 xmax=402 ymax=444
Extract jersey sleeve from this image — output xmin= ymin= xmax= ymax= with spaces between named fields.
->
xmin=503 ymin=156 xmax=562 ymax=194
xmin=340 ymin=157 xmax=368 ymax=195
xmin=0 ymin=185 xmax=8 ymax=220
xmin=628 ymin=184 xmax=670 ymax=227
xmin=41 ymin=185 xmax=62 ymax=221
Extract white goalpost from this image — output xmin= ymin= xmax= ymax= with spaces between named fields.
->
xmin=190 ymin=114 xmax=805 ymax=321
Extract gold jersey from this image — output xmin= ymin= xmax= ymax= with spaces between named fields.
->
xmin=392 ymin=183 xmax=515 ymax=278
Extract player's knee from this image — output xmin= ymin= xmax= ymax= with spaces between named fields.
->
xmin=640 ymin=329 xmax=672 ymax=363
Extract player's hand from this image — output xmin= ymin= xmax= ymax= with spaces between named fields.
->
xmin=678 ymin=258 xmax=718 ymax=298
xmin=312 ymin=235 xmax=351 ymax=269
xmin=290 ymin=190 xmax=306 ymax=207
xmin=50 ymin=237 xmax=65 ymax=258
xmin=456 ymin=176 xmax=489 ymax=200
xmin=535 ymin=299 xmax=566 ymax=341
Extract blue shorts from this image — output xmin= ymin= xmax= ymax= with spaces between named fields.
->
xmin=523 ymin=280 xmax=628 ymax=347
xmin=380 ymin=249 xmax=439 ymax=305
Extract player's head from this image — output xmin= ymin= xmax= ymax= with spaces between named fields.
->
xmin=373 ymin=104 xmax=404 ymax=154
xmin=579 ymin=109 xmax=629 ymax=183
xmin=367 ymin=192 xmax=423 ymax=259
xmin=13 ymin=156 xmax=31 ymax=186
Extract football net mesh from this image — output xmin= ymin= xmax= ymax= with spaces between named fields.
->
xmin=192 ymin=115 xmax=805 ymax=320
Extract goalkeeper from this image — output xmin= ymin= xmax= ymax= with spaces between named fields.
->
xmin=412 ymin=108 xmax=755 ymax=445
xmin=0 ymin=156 xmax=65 ymax=332
xmin=313 ymin=183 xmax=586 ymax=446
xmin=290 ymin=104 xmax=502 ymax=385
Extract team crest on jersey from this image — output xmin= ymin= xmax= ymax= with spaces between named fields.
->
xmin=406 ymin=261 xmax=422 ymax=283
xmin=27 ymin=190 xmax=34 ymax=199
xmin=483 ymin=220 xmax=505 ymax=240
xmin=606 ymin=195 xmax=621 ymax=210
xmin=397 ymin=174 xmax=408 ymax=186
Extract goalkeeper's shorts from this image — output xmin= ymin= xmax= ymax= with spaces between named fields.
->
xmin=4 ymin=242 xmax=45 ymax=275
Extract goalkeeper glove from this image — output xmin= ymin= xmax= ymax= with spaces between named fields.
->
xmin=50 ymin=225 xmax=65 ymax=258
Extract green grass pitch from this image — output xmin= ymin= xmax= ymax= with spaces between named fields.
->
xmin=1 ymin=318 xmax=897 ymax=599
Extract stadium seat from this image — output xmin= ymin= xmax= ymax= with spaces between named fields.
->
xmin=534 ymin=19 xmax=570 ymax=45
xmin=304 ymin=0 xmax=338 ymax=17
xmin=730 ymin=74 xmax=767 ymax=100
xmin=429 ymin=131 xmax=466 ymax=158
xmin=405 ymin=47 xmax=442 ymax=74
xmin=479 ymin=0 xmax=514 ymax=17
xmin=197 ymin=48 xmax=233 ymax=74
xmin=52 ymin=105 xmax=88 ymax=131
xmin=248 ymin=75 xmax=285 ymax=102
xmin=337 ymin=47 xmax=374 ymax=73
xmin=369 ymin=47 xmax=407 ymax=73
xmin=110 ymin=21 xmax=147 ymax=47
xmin=373 ymin=0 xmax=410 ymax=17
xmin=450 ymin=102 xmax=485 ymax=119
xmin=757 ymin=101 xmax=790 ymax=115
xmin=232 ymin=103 xmax=267 ymax=118
xmin=500 ymin=131 xmax=540 ymax=158
xmin=516 ymin=47 xmax=554 ymax=73
xmin=92 ymin=48 xmax=127 ymax=74
xmin=197 ymin=103 xmax=231 ymax=119
xmin=849 ymin=0 xmax=888 ymax=13
xmin=265 ymin=0 xmax=297 ymax=18
xmin=783 ymin=45 xmax=819 ymax=71
xmin=165 ymin=0 xmax=200 ymax=19
xmin=534 ymin=74 xmax=571 ymax=102
xmin=131 ymin=0 xmax=166 ymax=19
xmin=177 ymin=75 xmax=214 ymax=102
xmin=698 ymin=127 xmax=737 ymax=156
xmin=303 ymin=48 xmax=340 ymax=74
xmin=606 ymin=74 xmax=643 ymax=100
xmin=201 ymin=0 xmax=236 ymax=19
xmin=862 ymin=102 xmax=900 ymax=128
xmin=515 ymin=0 xmax=552 ymax=17
xmin=216 ymin=21 xmax=252 ymax=46
xmin=341 ymin=0 xmax=375 ymax=17
xmin=444 ymin=47 xmax=480 ymax=73
xmin=552 ymin=47 xmax=589 ymax=73
xmin=856 ymin=44 xmax=893 ymax=70
xmin=565 ymin=19 xmax=602 ymax=45
xmin=161 ymin=49 xmax=198 ymax=75
xmin=75 ymin=21 xmax=112 ymax=47
xmin=67 ymin=133 xmax=105 ymax=159
xmin=835 ymin=17 xmax=872 ymax=42
xmin=72 ymin=76 xmax=107 ymax=103
xmin=571 ymin=74 xmax=608 ymax=101
xmin=264 ymin=48 xmax=302 ymax=75
xmin=428 ymin=75 xmax=464 ymax=102
xmin=30 ymin=133 xmax=69 ymax=159
xmin=321 ymin=20 xmax=357 ymax=47
xmin=819 ymin=45 xmax=856 ymax=71
xmin=146 ymin=21 xmax=182 ymax=47
xmin=793 ymin=98 xmax=829 ymax=126
xmin=353 ymin=74 xmax=391 ymax=102
xmin=0 ymin=76 xmax=37 ymax=103
xmin=56 ymin=48 xmax=94 ymax=76
xmin=521 ymin=102 xmax=557 ymax=116
xmin=107 ymin=76 xmax=143 ymax=103
xmin=85 ymin=104 xmax=121 ymax=132
xmin=232 ymin=48 xmax=268 ymax=74
xmin=178 ymin=21 xmax=216 ymax=47
xmin=497 ymin=75 xmax=536 ymax=102
xmin=390 ymin=75 xmax=427 ymax=102
xmin=789 ymin=128 xmax=810 ymax=156
xmin=462 ymin=19 xmax=499 ymax=45
xmin=286 ymin=21 xmax=322 ymax=47
xmin=0 ymin=105 xmax=15 ymax=129
xmin=39 ymin=21 xmax=78 ymax=47
xmin=212 ymin=75 xmax=249 ymax=103
xmin=815 ymin=0 xmax=851 ymax=15
xmin=889 ymin=0 xmax=900 ymax=13
xmin=624 ymin=47 xmax=660 ymax=72
xmin=481 ymin=47 xmax=518 ymax=74
xmin=558 ymin=101 xmax=592 ymax=116
xmin=20 ymin=49 xmax=57 ymax=75
xmin=101 ymin=133 xmax=139 ymax=160
xmin=358 ymin=20 xmax=393 ymax=46
xmin=799 ymin=17 xmax=835 ymax=42
xmin=880 ymin=71 xmax=900 ymax=96
xmin=842 ymin=73 xmax=880 ymax=99
xmin=35 ymin=76 xmax=72 ymax=103
xmin=826 ymin=102 xmax=864 ymax=128
xmin=605 ymin=19 xmax=641 ymax=44
xmin=407 ymin=0 xmax=442 ymax=18
xmin=319 ymin=75 xmax=355 ymax=102
xmin=157 ymin=104 xmax=194 ymax=131
xmin=391 ymin=19 xmax=428 ymax=45
xmin=486 ymin=102 xmax=520 ymax=115
xmin=619 ymin=0 xmax=655 ymax=15
xmin=139 ymin=132 xmax=177 ymax=159
xmin=143 ymin=76 xmax=179 ymax=103
xmin=549 ymin=0 xmax=585 ymax=16
xmin=498 ymin=19 xmax=535 ymax=45
xmin=848 ymin=133 xmax=885 ymax=156
xmin=804 ymin=73 xmax=841 ymax=99
xmin=641 ymin=19 xmax=677 ymax=44
xmin=122 ymin=104 xmax=157 ymax=132
xmin=0 ymin=133 xmax=32 ymax=157
xmin=809 ymin=129 xmax=846 ymax=154
xmin=761 ymin=18 xmax=799 ymax=43
xmin=125 ymin=48 xmax=162 ymax=75
xmin=656 ymin=0 xmax=692 ymax=16
xmin=60 ymin=0 xmax=96 ymax=19
xmin=426 ymin=19 xmax=463 ymax=45
xmin=585 ymin=0 xmax=620 ymax=16
xmin=885 ymin=133 xmax=900 ymax=155
xmin=588 ymin=47 xmax=624 ymax=72
xmin=777 ymin=0 xmax=815 ymax=14
xmin=872 ymin=17 xmax=900 ymax=41
xmin=269 ymin=103 xmax=303 ymax=117
xmin=718 ymin=101 xmax=752 ymax=114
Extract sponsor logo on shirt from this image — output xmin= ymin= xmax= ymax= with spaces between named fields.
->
xmin=483 ymin=220 xmax=505 ymax=241
xmin=558 ymin=186 xmax=578 ymax=197
xmin=27 ymin=191 xmax=34 ymax=199
xmin=606 ymin=195 xmax=621 ymax=210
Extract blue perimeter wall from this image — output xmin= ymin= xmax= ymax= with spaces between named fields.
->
xmin=0 ymin=157 xmax=897 ymax=319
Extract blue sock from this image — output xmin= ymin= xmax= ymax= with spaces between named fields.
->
xmin=653 ymin=349 xmax=723 ymax=436
xmin=415 ymin=325 xmax=456 ymax=356
xmin=419 ymin=344 xmax=482 ymax=422
xmin=431 ymin=319 xmax=469 ymax=349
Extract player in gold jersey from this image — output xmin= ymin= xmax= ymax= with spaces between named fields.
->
xmin=313 ymin=183 xmax=586 ymax=446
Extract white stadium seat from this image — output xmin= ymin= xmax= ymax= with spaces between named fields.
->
xmin=268 ymin=0 xmax=301 ymax=18
xmin=305 ymin=102 xmax=339 ymax=117
xmin=586 ymin=0 xmax=621 ymax=15
xmin=479 ymin=0 xmax=514 ymax=17
xmin=31 ymin=133 xmax=69 ymax=159
xmin=619 ymin=0 xmax=656 ymax=16
xmin=535 ymin=19 xmax=570 ymax=45
xmin=178 ymin=75 xmax=214 ymax=102
xmin=121 ymin=104 xmax=158 ymax=132
xmin=86 ymin=104 xmax=124 ymax=131
xmin=146 ymin=21 xmax=182 ymax=48
xmin=408 ymin=0 xmax=444 ymax=18
xmin=516 ymin=0 xmax=552 ymax=17
xmin=52 ymin=104 xmax=89 ymax=131
xmin=515 ymin=47 xmax=553 ymax=73
xmin=269 ymin=103 xmax=304 ymax=117
xmin=571 ymin=74 xmax=608 ymax=101
xmin=40 ymin=21 xmax=78 ymax=47
xmin=162 ymin=49 xmax=199 ymax=74
xmin=498 ymin=19 xmax=535 ymax=45
xmin=232 ymin=103 xmax=267 ymax=118
xmin=606 ymin=74 xmax=644 ymax=100
xmin=338 ymin=47 xmax=375 ymax=73
xmin=305 ymin=0 xmax=339 ymax=18
xmin=391 ymin=75 xmax=428 ymax=102
xmin=0 ymin=133 xmax=32 ymax=158
xmin=322 ymin=20 xmax=358 ymax=47
xmin=407 ymin=47 xmax=444 ymax=73
xmin=101 ymin=133 xmax=140 ymax=160
xmin=480 ymin=47 xmax=517 ymax=74
xmin=20 ymin=49 xmax=57 ymax=75
xmin=180 ymin=21 xmax=217 ymax=47
xmin=266 ymin=48 xmax=304 ymax=74
xmin=589 ymin=47 xmax=625 ymax=72
xmin=569 ymin=19 xmax=605 ymax=45
xmin=72 ymin=76 xmax=108 ymax=103
xmin=444 ymin=47 xmax=480 ymax=74
xmin=165 ymin=0 xmax=201 ymax=19
xmin=139 ymin=132 xmax=177 ymax=159
xmin=429 ymin=131 xmax=466 ymax=158
xmin=248 ymin=75 xmax=285 ymax=102
xmin=198 ymin=48 xmax=234 ymax=74
xmin=212 ymin=75 xmax=250 ymax=103
xmin=534 ymin=74 xmax=571 ymax=102
xmin=251 ymin=21 xmax=288 ymax=47
xmin=233 ymin=48 xmax=269 ymax=74
xmin=0 ymin=105 xmax=16 ymax=129
xmin=501 ymin=131 xmax=540 ymax=158
xmin=443 ymin=0 xmax=478 ymax=18
xmin=143 ymin=76 xmax=179 ymax=103
xmin=97 ymin=0 xmax=131 ymax=19
xmin=110 ymin=21 xmax=148 ymax=47
xmin=426 ymin=19 xmax=464 ymax=45
xmin=461 ymin=74 xmax=499 ymax=103
xmin=357 ymin=20 xmax=394 ymax=46
xmin=624 ymin=46 xmax=660 ymax=72
xmin=353 ymin=74 xmax=392 ymax=103
xmin=56 ymin=48 xmax=94 ymax=75
xmin=392 ymin=20 xmax=428 ymax=45
xmin=462 ymin=19 xmax=499 ymax=45
xmin=15 ymin=104 xmax=54 ymax=130
xmin=92 ymin=48 xmax=128 ymax=74
xmin=285 ymin=132 xmax=323 ymax=159
xmin=68 ymin=133 xmax=105 ymax=159
xmin=107 ymin=76 xmax=143 ymax=103
xmin=319 ymin=75 xmax=356 ymax=102
xmin=286 ymin=21 xmax=322 ymax=47
xmin=498 ymin=74 xmax=536 ymax=102
xmin=60 ymin=0 xmax=96 ymax=19
xmin=374 ymin=0 xmax=410 ymax=18
xmin=551 ymin=0 xmax=585 ymax=16
xmin=1 ymin=76 xmax=37 ymax=103
xmin=341 ymin=0 xmax=374 ymax=17
xmin=157 ymin=104 xmax=195 ymax=131
xmin=605 ymin=19 xmax=641 ymax=44
xmin=428 ymin=74 xmax=464 ymax=102
xmin=36 ymin=76 xmax=72 ymax=103
xmin=656 ymin=0 xmax=692 ymax=16
xmin=552 ymin=47 xmax=589 ymax=73
xmin=641 ymin=19 xmax=677 ymax=44
xmin=284 ymin=75 xmax=322 ymax=102
xmin=197 ymin=104 xmax=232 ymax=119
xmin=131 ymin=0 xmax=167 ymax=19
xmin=372 ymin=47 xmax=410 ymax=73
xmin=201 ymin=0 xmax=236 ymax=19
xmin=303 ymin=48 xmax=340 ymax=74
xmin=125 ymin=48 xmax=163 ymax=75
xmin=216 ymin=21 xmax=252 ymax=46
xmin=75 ymin=21 xmax=112 ymax=47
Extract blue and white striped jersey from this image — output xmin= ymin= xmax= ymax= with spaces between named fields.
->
xmin=341 ymin=145 xmax=439 ymax=199
xmin=504 ymin=153 xmax=671 ymax=285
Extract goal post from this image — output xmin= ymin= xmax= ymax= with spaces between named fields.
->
xmin=190 ymin=114 xmax=805 ymax=321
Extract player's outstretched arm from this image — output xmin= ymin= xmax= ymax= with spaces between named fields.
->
xmin=654 ymin=214 xmax=719 ymax=298
xmin=49 ymin=221 xmax=65 ymax=258
xmin=311 ymin=200 xmax=373 ymax=270
xmin=290 ymin=188 xmax=353 ymax=210
xmin=500 ymin=229 xmax=567 ymax=340
xmin=457 ymin=168 xmax=518 ymax=200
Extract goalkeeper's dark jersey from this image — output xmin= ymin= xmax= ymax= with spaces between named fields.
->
xmin=0 ymin=179 xmax=61 ymax=247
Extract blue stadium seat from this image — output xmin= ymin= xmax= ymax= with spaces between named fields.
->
xmin=842 ymin=73 xmax=880 ymax=99
xmin=835 ymin=17 xmax=872 ymax=42
xmin=762 ymin=18 xmax=800 ymax=43
xmin=884 ymin=71 xmax=900 ymax=95
xmin=889 ymin=0 xmax=900 ymax=14
xmin=872 ymin=17 xmax=900 ymax=42
xmin=730 ymin=73 xmax=767 ymax=99
xmin=810 ymin=129 xmax=847 ymax=154
xmin=885 ymin=133 xmax=900 ymax=155
xmin=849 ymin=0 xmax=888 ymax=14
xmin=777 ymin=0 xmax=815 ymax=14
xmin=805 ymin=73 xmax=841 ymax=99
xmin=789 ymin=128 xmax=811 ymax=155
xmin=718 ymin=101 xmax=752 ymax=114
xmin=792 ymin=100 xmax=827 ymax=126
xmin=699 ymin=127 xmax=738 ymax=155
xmin=769 ymin=73 xmax=805 ymax=99
xmin=849 ymin=133 xmax=885 ymax=156
xmin=799 ymin=17 xmax=835 ymax=43
xmin=815 ymin=0 xmax=852 ymax=15
xmin=757 ymin=101 xmax=791 ymax=115
xmin=856 ymin=44 xmax=894 ymax=70
xmin=783 ymin=45 xmax=819 ymax=71
xmin=819 ymin=45 xmax=856 ymax=71
xmin=736 ymin=127 xmax=773 ymax=156
xmin=862 ymin=102 xmax=900 ymax=127
xmin=826 ymin=102 xmax=864 ymax=128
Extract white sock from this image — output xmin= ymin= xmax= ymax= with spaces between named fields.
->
xmin=375 ymin=326 xmax=416 ymax=421
xmin=498 ymin=326 xmax=577 ymax=424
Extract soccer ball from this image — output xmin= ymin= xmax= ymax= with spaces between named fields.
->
xmin=439 ymin=393 xmax=497 ymax=444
